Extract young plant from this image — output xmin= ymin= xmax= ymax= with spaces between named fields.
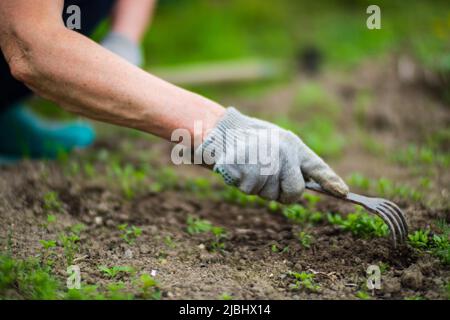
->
xmin=98 ymin=265 xmax=135 ymax=279
xmin=42 ymin=191 xmax=62 ymax=214
xmin=108 ymin=163 xmax=147 ymax=200
xmin=0 ymin=254 xmax=61 ymax=300
xmin=163 ymin=236 xmax=176 ymax=248
xmin=283 ymin=204 xmax=322 ymax=225
xmin=58 ymin=224 xmax=85 ymax=265
xmin=407 ymin=229 xmax=430 ymax=249
xmin=327 ymin=206 xmax=389 ymax=238
xmin=219 ymin=293 xmax=233 ymax=300
xmin=58 ymin=233 xmax=80 ymax=266
xmin=297 ymin=231 xmax=313 ymax=249
xmin=210 ymin=226 xmax=227 ymax=251
xmin=136 ymin=274 xmax=161 ymax=300
xmin=356 ymin=290 xmax=371 ymax=300
xmin=186 ymin=216 xmax=213 ymax=235
xmin=39 ymin=240 xmax=57 ymax=267
xmin=105 ymin=282 xmax=134 ymax=300
xmin=287 ymin=271 xmax=320 ymax=292
xmin=408 ymin=222 xmax=450 ymax=265
xmin=186 ymin=216 xmax=227 ymax=251
xmin=118 ymin=224 xmax=142 ymax=245
xmin=42 ymin=214 xmax=57 ymax=230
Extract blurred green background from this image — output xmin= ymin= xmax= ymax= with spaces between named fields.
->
xmin=36 ymin=0 xmax=449 ymax=115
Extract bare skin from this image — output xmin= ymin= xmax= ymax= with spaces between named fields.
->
xmin=0 ymin=0 xmax=225 ymax=144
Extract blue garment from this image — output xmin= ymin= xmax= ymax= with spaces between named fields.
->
xmin=0 ymin=105 xmax=95 ymax=159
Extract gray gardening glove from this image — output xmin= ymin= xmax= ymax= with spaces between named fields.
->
xmin=196 ymin=107 xmax=349 ymax=204
xmin=101 ymin=32 xmax=143 ymax=66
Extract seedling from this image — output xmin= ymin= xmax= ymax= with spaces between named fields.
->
xmin=164 ymin=236 xmax=176 ymax=248
xmin=287 ymin=271 xmax=320 ymax=292
xmin=186 ymin=216 xmax=213 ymax=235
xmin=283 ymin=204 xmax=323 ymax=225
xmin=356 ymin=290 xmax=371 ymax=300
xmin=303 ymin=193 xmax=321 ymax=208
xmin=210 ymin=226 xmax=227 ymax=251
xmin=118 ymin=224 xmax=142 ymax=245
xmin=42 ymin=191 xmax=62 ymax=214
xmin=408 ymin=229 xmax=430 ymax=249
xmin=186 ymin=216 xmax=227 ymax=251
xmin=66 ymin=284 xmax=105 ymax=300
xmin=327 ymin=207 xmax=389 ymax=238
xmin=108 ymin=163 xmax=147 ymax=200
xmin=136 ymin=274 xmax=161 ymax=300
xmin=58 ymin=230 xmax=81 ymax=266
xmin=98 ymin=265 xmax=135 ymax=279
xmin=105 ymin=282 xmax=134 ymax=300
xmin=149 ymin=167 xmax=178 ymax=192
xmin=297 ymin=231 xmax=313 ymax=249
xmin=39 ymin=240 xmax=57 ymax=267
xmin=267 ymin=201 xmax=280 ymax=212
xmin=408 ymin=222 xmax=450 ymax=265
xmin=42 ymin=214 xmax=57 ymax=230
xmin=184 ymin=177 xmax=212 ymax=195
xmin=0 ymin=254 xmax=61 ymax=300
xmin=221 ymin=186 xmax=265 ymax=207
xmin=219 ymin=293 xmax=233 ymax=300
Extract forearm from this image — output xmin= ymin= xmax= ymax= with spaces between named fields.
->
xmin=3 ymin=26 xmax=224 ymax=141
xmin=110 ymin=0 xmax=157 ymax=43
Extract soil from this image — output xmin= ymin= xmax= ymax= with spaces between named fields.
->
xmin=0 ymin=55 xmax=449 ymax=300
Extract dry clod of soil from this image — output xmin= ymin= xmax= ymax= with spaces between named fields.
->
xmin=401 ymin=265 xmax=424 ymax=290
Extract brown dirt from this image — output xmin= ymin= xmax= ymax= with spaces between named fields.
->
xmin=0 ymin=55 xmax=449 ymax=300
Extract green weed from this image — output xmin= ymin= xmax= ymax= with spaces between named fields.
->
xmin=58 ymin=233 xmax=80 ymax=266
xmin=98 ymin=265 xmax=135 ymax=279
xmin=42 ymin=191 xmax=62 ymax=214
xmin=219 ymin=293 xmax=233 ymax=300
xmin=408 ymin=221 xmax=450 ymax=265
xmin=118 ymin=224 xmax=142 ymax=245
xmin=186 ymin=216 xmax=227 ymax=251
xmin=356 ymin=290 xmax=371 ymax=300
xmin=327 ymin=207 xmax=389 ymax=239
xmin=108 ymin=163 xmax=147 ymax=200
xmin=186 ymin=216 xmax=213 ymax=235
xmin=297 ymin=231 xmax=313 ymax=249
xmin=283 ymin=204 xmax=323 ymax=225
xmin=288 ymin=271 xmax=320 ymax=292
xmin=0 ymin=254 xmax=61 ymax=300
xmin=136 ymin=274 xmax=161 ymax=300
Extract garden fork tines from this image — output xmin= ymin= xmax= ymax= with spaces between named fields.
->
xmin=305 ymin=181 xmax=408 ymax=248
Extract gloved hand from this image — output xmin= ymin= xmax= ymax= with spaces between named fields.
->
xmin=101 ymin=32 xmax=143 ymax=66
xmin=196 ymin=107 xmax=349 ymax=204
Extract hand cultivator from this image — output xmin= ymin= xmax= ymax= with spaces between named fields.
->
xmin=305 ymin=181 xmax=408 ymax=247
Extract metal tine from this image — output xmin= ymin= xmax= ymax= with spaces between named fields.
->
xmin=376 ymin=205 xmax=404 ymax=243
xmin=379 ymin=202 xmax=407 ymax=239
xmin=367 ymin=206 xmax=398 ymax=246
xmin=381 ymin=200 xmax=408 ymax=234
xmin=304 ymin=181 xmax=408 ymax=247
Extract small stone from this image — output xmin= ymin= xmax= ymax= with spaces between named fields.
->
xmin=383 ymin=277 xmax=401 ymax=293
xmin=97 ymin=202 xmax=109 ymax=214
xmin=94 ymin=216 xmax=103 ymax=225
xmin=401 ymin=266 xmax=424 ymax=290
xmin=124 ymin=249 xmax=133 ymax=259
xmin=198 ymin=244 xmax=206 ymax=250
xmin=140 ymin=244 xmax=151 ymax=254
